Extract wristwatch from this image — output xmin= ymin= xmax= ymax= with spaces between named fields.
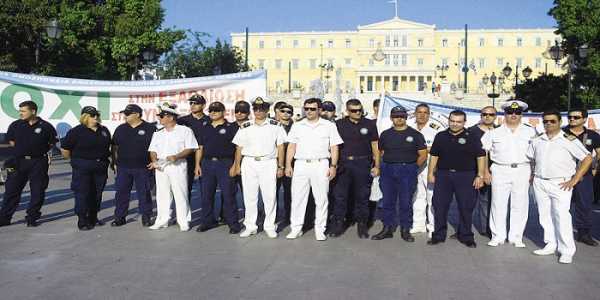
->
xmin=330 ymin=165 xmax=337 ymax=168
xmin=278 ymin=166 xmax=285 ymax=170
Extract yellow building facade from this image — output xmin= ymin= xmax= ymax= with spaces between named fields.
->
xmin=231 ymin=17 xmax=563 ymax=96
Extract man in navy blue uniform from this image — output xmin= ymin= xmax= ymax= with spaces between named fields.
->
xmin=177 ymin=94 xmax=210 ymax=201
xmin=427 ymin=110 xmax=486 ymax=248
xmin=0 ymin=101 xmax=57 ymax=227
xmin=195 ymin=101 xmax=242 ymax=234
xmin=372 ymin=106 xmax=427 ymax=241
xmin=563 ymin=108 xmax=600 ymax=246
xmin=329 ymin=99 xmax=380 ymax=239
xmin=110 ymin=104 xmax=156 ymax=227
xmin=275 ymin=103 xmax=294 ymax=228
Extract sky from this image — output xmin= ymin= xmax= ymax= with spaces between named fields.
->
xmin=162 ymin=0 xmax=558 ymax=45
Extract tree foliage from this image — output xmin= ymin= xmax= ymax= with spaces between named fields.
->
xmin=515 ymin=74 xmax=569 ymax=112
xmin=0 ymin=0 xmax=185 ymax=80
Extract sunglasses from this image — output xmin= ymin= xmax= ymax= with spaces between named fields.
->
xmin=542 ymin=119 xmax=558 ymax=124
xmin=280 ymin=110 xmax=293 ymax=114
xmin=157 ymin=113 xmax=168 ymax=118
xmin=349 ymin=108 xmax=363 ymax=113
xmin=304 ymin=107 xmax=318 ymax=112
xmin=391 ymin=114 xmax=408 ymax=119
xmin=481 ymin=113 xmax=496 ymax=117
xmin=568 ymin=115 xmax=583 ymax=120
xmin=235 ymin=110 xmax=249 ymax=114
xmin=208 ymin=109 xmax=224 ymax=113
xmin=253 ymin=108 xmax=267 ymax=112
xmin=505 ymin=110 xmax=522 ymax=115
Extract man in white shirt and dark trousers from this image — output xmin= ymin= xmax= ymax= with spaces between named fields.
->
xmin=285 ymin=98 xmax=343 ymax=241
xmin=233 ymin=97 xmax=287 ymax=238
xmin=481 ymin=101 xmax=537 ymax=248
xmin=527 ymin=109 xmax=592 ymax=264
xmin=147 ymin=102 xmax=198 ymax=231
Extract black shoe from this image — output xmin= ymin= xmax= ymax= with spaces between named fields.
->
xmin=0 ymin=219 xmax=10 ymax=227
xmin=229 ymin=226 xmax=241 ymax=234
xmin=577 ymin=232 xmax=598 ymax=247
xmin=141 ymin=216 xmax=153 ymax=227
xmin=26 ymin=219 xmax=39 ymax=227
xmin=357 ymin=222 xmax=369 ymax=239
xmin=111 ymin=218 xmax=127 ymax=227
xmin=461 ymin=240 xmax=477 ymax=248
xmin=196 ymin=223 xmax=219 ymax=232
xmin=400 ymin=228 xmax=415 ymax=242
xmin=328 ymin=219 xmax=345 ymax=238
xmin=427 ymin=239 xmax=445 ymax=245
xmin=449 ymin=233 xmax=457 ymax=239
xmin=78 ymin=224 xmax=93 ymax=231
xmin=371 ymin=226 xmax=394 ymax=240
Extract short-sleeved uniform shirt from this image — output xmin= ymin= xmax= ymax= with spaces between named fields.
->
xmin=408 ymin=120 xmax=442 ymax=149
xmin=286 ymin=117 xmax=343 ymax=159
xmin=430 ymin=129 xmax=486 ymax=171
xmin=198 ymin=121 xmax=239 ymax=158
xmin=232 ymin=118 xmax=287 ymax=159
xmin=335 ymin=117 xmax=379 ymax=157
xmin=112 ymin=121 xmax=157 ymax=168
xmin=148 ymin=124 xmax=198 ymax=160
xmin=562 ymin=127 xmax=600 ymax=175
xmin=379 ymin=126 xmax=426 ymax=163
xmin=481 ymin=123 xmax=537 ymax=165
xmin=6 ymin=118 xmax=58 ymax=157
xmin=61 ymin=124 xmax=112 ymax=160
xmin=527 ymin=132 xmax=590 ymax=179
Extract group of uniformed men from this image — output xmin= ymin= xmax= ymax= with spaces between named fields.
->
xmin=1 ymin=95 xmax=598 ymax=264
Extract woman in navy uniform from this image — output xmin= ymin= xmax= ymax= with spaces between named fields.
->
xmin=61 ymin=106 xmax=112 ymax=231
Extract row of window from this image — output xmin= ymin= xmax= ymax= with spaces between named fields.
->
xmin=258 ymin=57 xmax=548 ymax=70
xmin=249 ymin=36 xmax=555 ymax=49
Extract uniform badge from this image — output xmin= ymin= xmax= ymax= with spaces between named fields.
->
xmin=102 ymin=130 xmax=108 ymax=137
xmin=202 ymin=121 xmax=208 ymax=126
xmin=138 ymin=130 xmax=145 ymax=135
xmin=219 ymin=128 xmax=227 ymax=134
xmin=458 ymin=138 xmax=466 ymax=144
xmin=406 ymin=136 xmax=414 ymax=143
xmin=34 ymin=128 xmax=42 ymax=134
xmin=586 ymin=139 xmax=592 ymax=146
xmin=360 ymin=128 xmax=368 ymax=135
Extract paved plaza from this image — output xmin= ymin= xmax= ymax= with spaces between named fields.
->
xmin=1 ymin=159 xmax=600 ymax=300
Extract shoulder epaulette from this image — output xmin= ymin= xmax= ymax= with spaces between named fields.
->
xmin=429 ymin=123 xmax=440 ymax=130
xmin=241 ymin=121 xmax=252 ymax=128
xmin=269 ymin=119 xmax=280 ymax=126
xmin=523 ymin=123 xmax=532 ymax=127
xmin=156 ymin=127 xmax=165 ymax=132
xmin=564 ymin=133 xmax=577 ymax=141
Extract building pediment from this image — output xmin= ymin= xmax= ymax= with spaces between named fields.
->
xmin=358 ymin=17 xmax=435 ymax=31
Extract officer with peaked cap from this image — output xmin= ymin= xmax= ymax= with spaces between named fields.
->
xmin=232 ymin=97 xmax=287 ymax=238
xmin=148 ymin=102 xmax=197 ymax=231
xmin=111 ymin=104 xmax=157 ymax=227
xmin=481 ymin=100 xmax=537 ymax=248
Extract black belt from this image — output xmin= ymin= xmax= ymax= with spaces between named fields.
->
xmin=383 ymin=161 xmax=416 ymax=165
xmin=204 ymin=156 xmax=232 ymax=161
xmin=74 ymin=157 xmax=107 ymax=162
xmin=19 ymin=154 xmax=47 ymax=160
xmin=341 ymin=155 xmax=371 ymax=161
xmin=442 ymin=169 xmax=474 ymax=173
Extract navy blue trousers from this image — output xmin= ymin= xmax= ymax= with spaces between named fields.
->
xmin=572 ymin=174 xmax=594 ymax=234
xmin=432 ymin=170 xmax=477 ymax=242
xmin=0 ymin=157 xmax=49 ymax=222
xmin=199 ymin=159 xmax=240 ymax=229
xmin=70 ymin=158 xmax=108 ymax=224
xmin=332 ymin=159 xmax=373 ymax=222
xmin=380 ymin=162 xmax=418 ymax=229
xmin=114 ymin=167 xmax=154 ymax=219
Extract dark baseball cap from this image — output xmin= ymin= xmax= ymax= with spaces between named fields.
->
xmin=81 ymin=106 xmax=100 ymax=117
xmin=390 ymin=105 xmax=408 ymax=118
xmin=322 ymin=101 xmax=336 ymax=112
xmin=235 ymin=101 xmax=250 ymax=113
xmin=188 ymin=94 xmax=206 ymax=105
xmin=120 ymin=104 xmax=142 ymax=115
xmin=208 ymin=101 xmax=225 ymax=112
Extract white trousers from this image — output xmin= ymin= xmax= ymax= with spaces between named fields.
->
xmin=241 ymin=158 xmax=278 ymax=231
xmin=290 ymin=160 xmax=330 ymax=234
xmin=533 ymin=177 xmax=576 ymax=256
xmin=412 ymin=164 xmax=434 ymax=232
xmin=489 ymin=164 xmax=531 ymax=243
xmin=154 ymin=163 xmax=191 ymax=228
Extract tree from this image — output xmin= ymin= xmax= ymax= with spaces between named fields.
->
xmin=549 ymin=0 xmax=600 ymax=109
xmin=0 ymin=0 xmax=185 ymax=80
xmin=515 ymin=74 xmax=569 ymax=112
xmin=160 ymin=33 xmax=248 ymax=79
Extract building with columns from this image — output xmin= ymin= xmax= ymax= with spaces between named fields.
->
xmin=231 ymin=17 xmax=563 ymax=99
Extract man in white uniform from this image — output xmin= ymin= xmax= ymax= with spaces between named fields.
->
xmin=408 ymin=103 xmax=441 ymax=236
xmin=285 ymin=98 xmax=343 ymax=241
xmin=148 ymin=102 xmax=198 ymax=231
xmin=233 ymin=97 xmax=287 ymax=238
xmin=527 ymin=109 xmax=592 ymax=264
xmin=481 ymin=100 xmax=537 ymax=248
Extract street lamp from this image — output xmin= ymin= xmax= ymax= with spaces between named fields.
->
xmin=319 ymin=63 xmax=334 ymax=93
xmin=546 ymin=40 xmax=588 ymax=110
xmin=436 ymin=64 xmax=449 ymax=79
xmin=483 ymin=72 xmax=500 ymax=107
xmin=35 ymin=19 xmax=63 ymax=68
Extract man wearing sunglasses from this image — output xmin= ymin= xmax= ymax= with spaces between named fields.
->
xmin=467 ymin=106 xmax=498 ymax=239
xmin=481 ymin=101 xmax=537 ymax=248
xmin=285 ymin=98 xmax=343 ymax=241
xmin=111 ymin=104 xmax=156 ymax=227
xmin=408 ymin=103 xmax=442 ymax=238
xmin=232 ymin=97 xmax=287 ymax=238
xmin=527 ymin=110 xmax=592 ymax=264
xmin=275 ymin=103 xmax=294 ymax=227
xmin=562 ymin=108 xmax=600 ymax=247
xmin=329 ymin=99 xmax=380 ymax=239
xmin=195 ymin=102 xmax=242 ymax=234
xmin=321 ymin=101 xmax=337 ymax=121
